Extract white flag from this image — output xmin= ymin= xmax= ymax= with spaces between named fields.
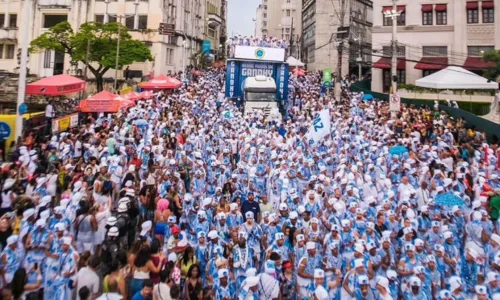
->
xmin=306 ymin=109 xmax=331 ymax=144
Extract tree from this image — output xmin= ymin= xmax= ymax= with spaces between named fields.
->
xmin=30 ymin=21 xmax=153 ymax=91
xmin=189 ymin=51 xmax=212 ymax=70
xmin=483 ymin=50 xmax=500 ymax=82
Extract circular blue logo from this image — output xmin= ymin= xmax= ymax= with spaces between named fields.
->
xmin=19 ymin=103 xmax=28 ymax=115
xmin=0 ymin=122 xmax=12 ymax=140
xmin=255 ymin=48 xmax=265 ymax=59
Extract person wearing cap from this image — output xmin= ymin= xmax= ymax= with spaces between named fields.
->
xmin=342 ymin=258 xmax=368 ymax=298
xmin=214 ymin=268 xmax=235 ymax=300
xmin=239 ymin=211 xmax=263 ymax=267
xmin=297 ymin=241 xmax=322 ymax=298
xmin=52 ymin=236 xmax=78 ymax=300
xmin=474 ymin=285 xmax=488 ymax=300
xmin=1 ymin=235 xmax=20 ymax=285
xmin=227 ymin=202 xmax=244 ymax=230
xmin=485 ymin=271 xmax=500 ymax=294
xmin=232 ymin=231 xmax=257 ymax=288
xmin=24 ymin=219 xmax=49 ymax=269
xmin=237 ymin=275 xmax=259 ymax=300
xmin=404 ymin=276 xmax=428 ymax=299
xmin=166 ymin=225 xmax=185 ymax=254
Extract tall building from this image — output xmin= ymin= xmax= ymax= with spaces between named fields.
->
xmin=301 ymin=0 xmax=372 ymax=73
xmin=0 ymin=0 xmax=205 ymax=78
xmin=204 ymin=0 xmax=226 ymax=60
xmin=254 ymin=0 xmax=302 ymax=56
xmin=371 ymin=0 xmax=500 ymax=93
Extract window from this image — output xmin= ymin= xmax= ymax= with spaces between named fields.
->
xmin=382 ymin=45 xmax=406 ymax=57
xmin=138 ymin=15 xmax=148 ymax=29
xmin=263 ymin=13 xmax=267 ymax=18
xmin=0 ymin=14 xmax=4 ymax=28
xmin=43 ymin=50 xmax=51 ymax=68
xmin=43 ymin=14 xmax=68 ymax=28
xmin=108 ymin=15 xmax=117 ymax=23
xmin=95 ymin=14 xmax=104 ymax=23
xmin=422 ymin=46 xmax=448 ymax=57
xmin=125 ymin=16 xmax=134 ymax=29
xmin=285 ymin=34 xmax=289 ymax=40
xmin=483 ymin=7 xmax=494 ymax=23
xmin=263 ymin=21 xmax=267 ymax=26
xmin=0 ymin=45 xmax=3 ymax=59
xmin=286 ymin=10 xmax=291 ymax=17
xmin=9 ymin=14 xmax=16 ymax=27
xmin=467 ymin=8 xmax=479 ymax=23
xmin=287 ymin=0 xmax=291 ymax=3
xmin=422 ymin=11 xmax=433 ymax=25
xmin=166 ymin=48 xmax=173 ymax=65
xmin=468 ymin=45 xmax=495 ymax=56
xmin=383 ymin=11 xmax=406 ymax=26
xmin=423 ymin=70 xmax=439 ymax=77
xmin=5 ymin=44 xmax=14 ymax=59
xmin=397 ymin=70 xmax=406 ymax=84
xmin=285 ymin=28 xmax=290 ymax=33
xmin=436 ymin=11 xmax=447 ymax=25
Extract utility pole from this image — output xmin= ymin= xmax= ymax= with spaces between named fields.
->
xmin=383 ymin=0 xmax=400 ymax=118
xmin=15 ymin=0 xmax=31 ymax=138
xmin=289 ymin=17 xmax=294 ymax=57
xmin=114 ymin=16 xmax=122 ymax=92
xmin=334 ymin=0 xmax=347 ymax=100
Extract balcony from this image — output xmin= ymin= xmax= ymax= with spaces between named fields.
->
xmin=207 ymin=13 xmax=222 ymax=26
xmin=0 ymin=28 xmax=18 ymax=42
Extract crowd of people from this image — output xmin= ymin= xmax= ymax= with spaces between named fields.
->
xmin=0 ymin=67 xmax=500 ymax=300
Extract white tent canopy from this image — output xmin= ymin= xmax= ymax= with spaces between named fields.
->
xmin=415 ymin=66 xmax=498 ymax=90
xmin=286 ymin=56 xmax=305 ymax=67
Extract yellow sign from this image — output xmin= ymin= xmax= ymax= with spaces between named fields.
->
xmin=0 ymin=112 xmax=44 ymax=147
xmin=120 ymin=87 xmax=133 ymax=95
xmin=52 ymin=113 xmax=79 ymax=134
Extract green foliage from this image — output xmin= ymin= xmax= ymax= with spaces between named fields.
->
xmin=189 ymin=51 xmax=212 ymax=70
xmin=30 ymin=21 xmax=153 ymax=91
xmin=483 ymin=50 xmax=500 ymax=81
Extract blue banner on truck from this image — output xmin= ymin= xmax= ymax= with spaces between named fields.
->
xmin=225 ymin=59 xmax=289 ymax=104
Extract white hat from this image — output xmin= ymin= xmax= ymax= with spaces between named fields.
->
xmin=475 ymin=285 xmax=487 ymax=295
xmin=410 ymin=276 xmax=421 ymax=287
xmin=491 ymin=234 xmax=500 ymax=245
xmin=279 ymin=203 xmax=288 ymax=211
xmin=140 ymin=220 xmax=152 ymax=236
xmin=314 ymin=269 xmax=325 ymax=278
xmin=208 ymin=230 xmax=219 ymax=240
xmin=486 ymin=271 xmax=499 ymax=284
xmin=23 ymin=208 xmax=35 ymax=221
xmin=354 ymin=259 xmax=364 ymax=268
xmin=245 ymin=211 xmax=254 ymax=219
xmin=108 ymin=227 xmax=119 ymax=237
xmin=376 ymin=276 xmax=389 ymax=290
xmin=107 ymin=216 xmax=117 ymax=226
xmin=55 ymin=222 xmax=65 ymax=232
xmin=306 ymin=241 xmax=316 ymax=250
xmin=387 ymin=269 xmax=398 ymax=280
xmin=296 ymin=234 xmax=305 ymax=242
xmin=449 ymin=276 xmax=463 ymax=291
xmin=275 ymin=232 xmax=285 ymax=240
xmin=35 ymin=219 xmax=46 ymax=228
xmin=217 ymin=268 xmax=229 ymax=278
xmin=414 ymin=239 xmax=424 ymax=247
xmin=354 ymin=244 xmax=364 ymax=253
xmin=73 ymin=181 xmax=83 ymax=192
xmin=167 ymin=253 xmax=177 ymax=262
xmin=358 ymin=275 xmax=369 ymax=285
xmin=443 ymin=231 xmax=453 ymax=240
xmin=245 ymin=276 xmax=259 ymax=288
xmin=117 ymin=203 xmax=128 ymax=212
xmin=6 ymin=235 xmax=18 ymax=246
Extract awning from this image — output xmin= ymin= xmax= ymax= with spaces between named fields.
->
xmin=482 ymin=1 xmax=494 ymax=9
xmin=466 ymin=2 xmax=478 ymax=9
xmin=26 ymin=74 xmax=86 ymax=96
xmin=372 ymin=57 xmax=406 ymax=70
xmin=435 ymin=4 xmax=447 ymax=11
xmin=414 ymin=57 xmax=449 ymax=70
xmin=139 ymin=74 xmax=182 ymax=90
xmin=421 ymin=4 xmax=433 ymax=12
xmin=463 ymin=57 xmax=495 ymax=70
xmin=382 ymin=5 xmax=405 ymax=13
xmin=78 ymin=90 xmax=121 ymax=113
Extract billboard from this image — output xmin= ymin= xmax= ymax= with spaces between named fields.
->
xmin=234 ymin=46 xmax=285 ymax=62
xmin=202 ymin=40 xmax=211 ymax=54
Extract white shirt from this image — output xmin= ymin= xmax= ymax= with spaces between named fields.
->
xmin=153 ymin=283 xmax=172 ymax=300
xmin=75 ymin=267 xmax=100 ymax=300
xmin=45 ymin=104 xmax=54 ymax=118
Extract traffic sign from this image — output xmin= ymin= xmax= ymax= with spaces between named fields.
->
xmin=158 ymin=23 xmax=175 ymax=35
xmin=390 ymin=94 xmax=401 ymax=112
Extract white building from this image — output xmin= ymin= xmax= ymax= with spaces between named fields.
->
xmin=255 ymin=0 xmax=302 ymax=57
xmin=371 ymin=0 xmax=500 ymax=93
xmin=0 ymin=0 xmax=205 ymax=79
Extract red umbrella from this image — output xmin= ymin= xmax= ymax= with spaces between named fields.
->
xmin=292 ymin=68 xmax=306 ymax=77
xmin=79 ymin=90 xmax=120 ymax=113
xmin=140 ymin=91 xmax=153 ymax=99
xmin=140 ymin=74 xmax=182 ymax=90
xmin=26 ymin=74 xmax=86 ymax=96
xmin=116 ymin=96 xmax=135 ymax=109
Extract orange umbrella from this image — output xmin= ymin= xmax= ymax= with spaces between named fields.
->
xmin=79 ymin=90 xmax=121 ymax=113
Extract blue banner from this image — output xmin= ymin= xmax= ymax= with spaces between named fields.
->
xmin=202 ymin=40 xmax=211 ymax=54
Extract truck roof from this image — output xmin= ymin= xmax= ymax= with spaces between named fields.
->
xmin=243 ymin=76 xmax=276 ymax=92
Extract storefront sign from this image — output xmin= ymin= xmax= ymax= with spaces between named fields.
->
xmin=52 ymin=113 xmax=79 ymax=134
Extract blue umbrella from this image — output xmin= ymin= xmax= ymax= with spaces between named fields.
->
xmin=134 ymin=119 xmax=148 ymax=126
xmin=435 ymin=192 xmax=466 ymax=207
xmin=362 ymin=94 xmax=374 ymax=101
xmin=389 ymin=145 xmax=408 ymax=156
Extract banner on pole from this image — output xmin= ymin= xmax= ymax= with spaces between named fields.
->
xmin=322 ymin=68 xmax=333 ymax=85
xmin=306 ymin=109 xmax=331 ymax=144
xmin=390 ymin=94 xmax=401 ymax=112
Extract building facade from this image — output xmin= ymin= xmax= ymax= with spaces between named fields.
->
xmin=254 ymin=0 xmax=302 ymax=57
xmin=204 ymin=0 xmax=227 ymax=60
xmin=371 ymin=0 xmax=500 ymax=93
xmin=301 ymin=0 xmax=372 ymax=74
xmin=0 ymin=0 xmax=205 ymax=79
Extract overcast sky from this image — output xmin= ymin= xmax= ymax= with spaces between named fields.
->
xmin=227 ymin=0 xmax=261 ymax=37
